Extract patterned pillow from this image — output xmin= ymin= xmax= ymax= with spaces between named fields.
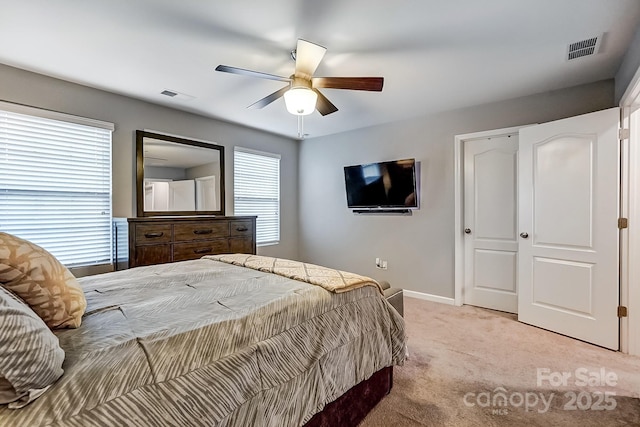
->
xmin=0 ymin=232 xmax=86 ymax=329
xmin=0 ymin=286 xmax=65 ymax=408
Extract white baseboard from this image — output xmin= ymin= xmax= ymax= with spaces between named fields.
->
xmin=403 ymin=290 xmax=455 ymax=305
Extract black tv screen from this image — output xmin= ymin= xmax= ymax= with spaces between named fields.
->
xmin=344 ymin=158 xmax=418 ymax=209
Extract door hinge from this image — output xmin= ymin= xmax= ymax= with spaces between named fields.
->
xmin=618 ymin=306 xmax=628 ymax=318
xmin=618 ymin=218 xmax=628 ymax=229
xmin=619 ymin=128 xmax=630 ymax=140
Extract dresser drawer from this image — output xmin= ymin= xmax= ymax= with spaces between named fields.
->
xmin=134 ymin=244 xmax=171 ymax=266
xmin=173 ymin=240 xmax=229 ymax=261
xmin=230 ymin=220 xmax=254 ymax=237
xmin=135 ymin=224 xmax=172 ymax=243
xmin=174 ymin=221 xmax=229 ymax=242
xmin=229 ymin=237 xmax=254 ymax=254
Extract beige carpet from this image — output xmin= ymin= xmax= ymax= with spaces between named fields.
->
xmin=361 ymin=297 xmax=640 ymax=426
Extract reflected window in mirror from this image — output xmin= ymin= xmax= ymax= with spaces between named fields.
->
xmin=136 ymin=131 xmax=225 ymax=217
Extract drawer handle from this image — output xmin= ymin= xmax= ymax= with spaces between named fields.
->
xmin=193 ymin=229 xmax=213 ymax=235
xmin=193 ymin=247 xmax=212 ymax=254
xmin=235 ymin=226 xmax=248 ymax=232
xmin=144 ymin=232 xmax=164 ymax=238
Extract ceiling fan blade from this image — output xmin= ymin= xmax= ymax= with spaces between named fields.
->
xmin=215 ymin=65 xmax=291 ymax=83
xmin=313 ymin=89 xmax=338 ymax=116
xmin=294 ymin=39 xmax=327 ymax=79
xmin=247 ymin=85 xmax=290 ymax=109
xmin=312 ymin=77 xmax=384 ymax=91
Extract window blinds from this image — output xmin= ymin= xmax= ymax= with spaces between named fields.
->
xmin=234 ymin=147 xmax=280 ymax=246
xmin=0 ymin=104 xmax=113 ymax=267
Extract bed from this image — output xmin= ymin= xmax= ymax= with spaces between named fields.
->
xmin=0 ymin=251 xmax=406 ymax=426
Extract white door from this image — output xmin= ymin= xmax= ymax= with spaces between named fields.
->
xmin=464 ymin=134 xmax=519 ymax=313
xmin=168 ymin=179 xmax=196 ymax=211
xmin=195 ymin=175 xmax=217 ymax=211
xmin=145 ymin=180 xmax=169 ymax=211
xmin=518 ymin=107 xmax=619 ymax=350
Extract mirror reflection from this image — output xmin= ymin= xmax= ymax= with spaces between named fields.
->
xmin=136 ymin=131 xmax=225 ymax=217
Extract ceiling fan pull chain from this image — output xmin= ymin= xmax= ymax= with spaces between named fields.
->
xmin=297 ymin=115 xmax=304 ymax=139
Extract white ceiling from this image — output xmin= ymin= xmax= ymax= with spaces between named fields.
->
xmin=143 ymin=138 xmax=220 ymax=169
xmin=1 ymin=0 xmax=639 ymax=140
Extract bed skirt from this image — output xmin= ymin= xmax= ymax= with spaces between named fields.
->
xmin=304 ymin=366 xmax=393 ymax=427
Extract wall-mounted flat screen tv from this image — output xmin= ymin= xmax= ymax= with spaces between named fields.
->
xmin=344 ymin=158 xmax=418 ymax=209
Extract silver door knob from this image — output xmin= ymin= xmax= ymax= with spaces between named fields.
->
xmin=464 ymin=228 xmax=472 ymax=234
xmin=520 ymin=232 xmax=529 ymax=238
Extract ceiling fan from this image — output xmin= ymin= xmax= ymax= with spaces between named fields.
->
xmin=215 ymin=39 xmax=384 ymax=117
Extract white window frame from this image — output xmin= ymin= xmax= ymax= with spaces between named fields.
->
xmin=0 ymin=101 xmax=114 ymax=268
xmin=233 ymin=146 xmax=280 ymax=246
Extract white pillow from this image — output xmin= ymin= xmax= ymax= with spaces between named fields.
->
xmin=0 ymin=287 xmax=65 ymax=408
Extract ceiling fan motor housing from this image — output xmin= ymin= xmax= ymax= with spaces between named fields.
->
xmin=290 ymin=76 xmax=312 ymax=89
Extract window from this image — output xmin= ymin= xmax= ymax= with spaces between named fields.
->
xmin=234 ymin=147 xmax=280 ymax=246
xmin=0 ymin=102 xmax=113 ymax=267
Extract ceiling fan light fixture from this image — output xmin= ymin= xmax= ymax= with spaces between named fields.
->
xmin=284 ymin=87 xmax=317 ymax=115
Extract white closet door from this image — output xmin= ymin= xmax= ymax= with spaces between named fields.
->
xmin=168 ymin=180 xmax=195 ymax=211
xmin=518 ymin=107 xmax=619 ymax=350
xmin=196 ymin=176 xmax=217 ymax=211
xmin=463 ymin=134 xmax=519 ymax=313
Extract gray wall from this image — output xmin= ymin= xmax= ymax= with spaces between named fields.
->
xmin=186 ymin=162 xmax=219 ymax=180
xmin=145 ymin=166 xmax=187 ymax=180
xmin=616 ymin=25 xmax=640 ymax=103
xmin=0 ymin=63 xmax=299 ymax=259
xmin=298 ymin=80 xmax=615 ymax=298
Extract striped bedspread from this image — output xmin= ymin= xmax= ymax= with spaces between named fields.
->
xmin=0 ymin=258 xmax=406 ymax=426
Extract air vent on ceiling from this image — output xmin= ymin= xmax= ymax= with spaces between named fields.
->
xmin=567 ymin=35 xmax=601 ymax=61
xmin=160 ymin=89 xmax=195 ymax=101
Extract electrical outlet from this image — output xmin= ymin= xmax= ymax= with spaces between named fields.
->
xmin=375 ymin=258 xmax=388 ymax=269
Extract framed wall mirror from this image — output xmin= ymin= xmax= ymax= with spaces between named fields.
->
xmin=136 ymin=130 xmax=225 ymax=217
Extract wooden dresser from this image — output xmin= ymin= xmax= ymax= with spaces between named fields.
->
xmin=127 ymin=216 xmax=256 ymax=268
